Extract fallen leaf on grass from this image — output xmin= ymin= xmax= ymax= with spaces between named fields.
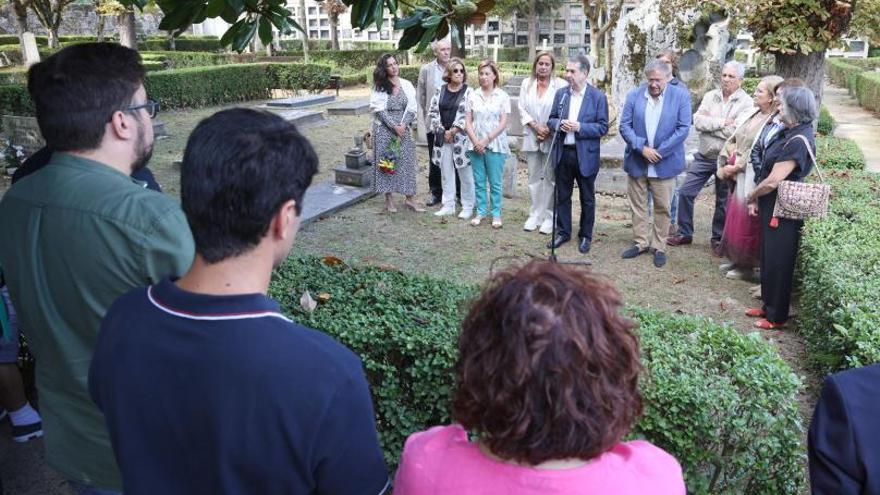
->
xmin=300 ymin=291 xmax=317 ymax=313
xmin=322 ymin=256 xmax=344 ymax=266
xmin=672 ymin=276 xmax=686 ymax=284
xmin=317 ymin=292 xmax=332 ymax=302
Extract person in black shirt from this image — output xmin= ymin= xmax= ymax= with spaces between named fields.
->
xmin=89 ymin=109 xmax=389 ymax=495
xmin=745 ymin=86 xmax=818 ymax=329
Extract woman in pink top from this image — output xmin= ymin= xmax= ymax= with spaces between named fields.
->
xmin=394 ymin=261 xmax=686 ymax=494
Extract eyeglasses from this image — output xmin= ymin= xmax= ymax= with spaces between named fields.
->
xmin=451 ymin=68 xmax=464 ymax=74
xmin=123 ymin=99 xmax=159 ymax=119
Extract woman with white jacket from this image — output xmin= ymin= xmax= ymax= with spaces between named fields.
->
xmin=370 ymin=53 xmax=424 ymax=213
xmin=518 ymin=51 xmax=568 ymax=233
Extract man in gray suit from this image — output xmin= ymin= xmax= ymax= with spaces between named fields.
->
xmin=417 ymin=38 xmax=451 ymax=206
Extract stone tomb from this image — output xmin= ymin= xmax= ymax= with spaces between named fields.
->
xmin=326 ymin=98 xmax=371 ymax=116
xmin=266 ymin=94 xmax=336 ymax=108
xmin=273 ymin=109 xmax=325 ymax=127
xmin=334 ymin=134 xmax=373 ymax=188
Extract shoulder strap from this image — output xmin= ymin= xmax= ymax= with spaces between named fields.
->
xmin=787 ymin=134 xmax=823 ymax=183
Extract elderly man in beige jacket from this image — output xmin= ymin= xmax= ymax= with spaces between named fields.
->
xmin=668 ymin=61 xmax=753 ymax=254
xmin=417 ymin=38 xmax=452 ymax=206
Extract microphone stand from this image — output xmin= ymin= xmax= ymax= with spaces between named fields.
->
xmin=539 ymin=90 xmax=592 ymax=266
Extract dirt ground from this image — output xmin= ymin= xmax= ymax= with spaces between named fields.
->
xmin=0 ymin=86 xmax=818 ymax=493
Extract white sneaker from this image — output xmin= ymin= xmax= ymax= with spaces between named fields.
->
xmin=719 ymin=262 xmax=735 ymax=272
xmin=492 ymin=217 xmax=503 ymax=229
xmin=470 ymin=215 xmax=484 ymax=226
xmin=458 ymin=209 xmax=473 ymax=220
xmin=726 ymin=268 xmax=746 ymax=280
xmin=523 ymin=215 xmax=540 ymax=232
xmin=434 ymin=206 xmax=456 ymax=217
xmin=538 ymin=218 xmax=554 ymax=235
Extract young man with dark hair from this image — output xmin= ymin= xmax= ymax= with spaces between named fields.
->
xmin=89 ymin=108 xmax=390 ymax=495
xmin=0 ymin=43 xmax=194 ymax=493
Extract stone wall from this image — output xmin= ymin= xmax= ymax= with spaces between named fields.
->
xmin=0 ymin=4 xmax=163 ymax=37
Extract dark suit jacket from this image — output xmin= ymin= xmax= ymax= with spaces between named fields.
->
xmin=809 ymin=363 xmax=880 ymax=494
xmin=12 ymin=147 xmax=162 ymax=192
xmin=619 ymin=83 xmax=692 ymax=179
xmin=547 ymin=84 xmax=609 ymax=177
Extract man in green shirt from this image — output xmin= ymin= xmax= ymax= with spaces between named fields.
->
xmin=0 ymin=43 xmax=194 ymax=493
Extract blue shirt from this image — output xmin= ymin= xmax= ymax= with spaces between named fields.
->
xmin=89 ymin=278 xmax=389 ymax=495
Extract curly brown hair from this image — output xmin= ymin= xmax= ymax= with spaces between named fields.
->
xmin=452 ymin=260 xmax=643 ymax=465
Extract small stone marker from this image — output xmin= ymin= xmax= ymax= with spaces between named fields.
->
xmin=21 ymin=32 xmax=40 ymax=68
xmin=334 ymin=134 xmax=373 ymax=188
xmin=326 ymin=98 xmax=371 ymax=116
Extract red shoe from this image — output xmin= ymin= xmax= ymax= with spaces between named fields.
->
xmin=745 ymin=308 xmax=766 ymax=318
xmin=754 ymin=318 xmax=786 ymax=330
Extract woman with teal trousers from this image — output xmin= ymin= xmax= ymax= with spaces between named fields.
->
xmin=465 ymin=59 xmax=510 ymax=229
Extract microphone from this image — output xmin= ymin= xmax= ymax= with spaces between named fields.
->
xmin=558 ymin=91 xmax=569 ymax=113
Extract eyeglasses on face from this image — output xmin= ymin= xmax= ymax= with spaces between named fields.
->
xmin=123 ymin=99 xmax=159 ymax=119
xmin=451 ymin=68 xmax=464 ymax=74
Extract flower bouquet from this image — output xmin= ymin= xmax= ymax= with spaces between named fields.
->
xmin=378 ymin=136 xmax=400 ymax=175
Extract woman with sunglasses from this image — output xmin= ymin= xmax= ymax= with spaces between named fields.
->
xmin=427 ymin=58 xmax=475 ymax=219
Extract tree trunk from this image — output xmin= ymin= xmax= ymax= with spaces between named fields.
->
xmin=604 ymin=27 xmax=611 ymax=83
xmin=451 ymin=24 xmax=466 ymax=58
xmin=96 ymin=15 xmax=106 ymax=42
xmin=168 ymin=32 xmax=176 ymax=51
xmin=774 ymin=50 xmax=825 ymax=109
xmin=47 ymin=27 xmax=59 ymax=48
xmin=118 ymin=7 xmax=137 ymax=49
xmin=329 ymin=13 xmax=339 ymax=51
xmin=298 ymin=0 xmax=309 ymax=62
xmin=527 ymin=0 xmax=537 ymax=60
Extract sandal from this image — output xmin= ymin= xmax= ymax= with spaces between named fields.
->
xmin=745 ymin=308 xmax=766 ymax=318
xmin=754 ymin=318 xmax=786 ymax=330
xmin=404 ymin=201 xmax=426 ymax=213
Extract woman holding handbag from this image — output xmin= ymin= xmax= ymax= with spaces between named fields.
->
xmin=428 ymin=58 xmax=475 ymax=219
xmin=716 ymin=75 xmax=783 ymax=280
xmin=746 ymin=86 xmax=820 ymax=330
xmin=371 ymin=53 xmax=424 ymax=213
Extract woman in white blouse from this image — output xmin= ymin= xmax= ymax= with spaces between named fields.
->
xmin=465 ymin=60 xmax=511 ymax=229
xmin=518 ymin=51 xmax=568 ymax=234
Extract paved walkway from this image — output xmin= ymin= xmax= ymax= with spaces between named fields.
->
xmin=823 ymin=83 xmax=880 ymax=173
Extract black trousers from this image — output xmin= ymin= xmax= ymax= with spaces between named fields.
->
xmin=554 ymin=146 xmax=597 ymax=241
xmin=759 ymin=192 xmax=803 ymax=324
xmin=427 ymin=131 xmax=461 ymax=201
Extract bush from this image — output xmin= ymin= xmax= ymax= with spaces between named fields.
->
xmin=311 ymin=49 xmax=403 ymax=70
xmin=826 ymin=57 xmax=865 ymax=94
xmin=139 ymin=36 xmax=223 ymax=52
xmin=0 ymin=69 xmax=28 ymax=85
xmin=278 ymin=39 xmax=334 ymax=52
xmin=870 ymin=47 xmax=880 ymax=58
xmin=268 ymin=257 xmax=805 ymax=494
xmin=856 ymin=71 xmax=880 ymax=113
xmin=817 ymin=105 xmax=836 ymax=135
xmin=0 ymin=84 xmax=34 ymax=116
xmin=266 ymin=63 xmax=332 ymax=93
xmin=139 ymin=51 xmax=228 ymax=69
xmin=145 ymin=64 xmax=270 ymax=109
xmin=142 ymin=60 xmax=165 ymax=72
xmin=798 ymin=170 xmax=880 ymax=372
xmin=741 ymin=77 xmax=759 ymax=96
xmin=815 ymin=136 xmax=865 ymax=170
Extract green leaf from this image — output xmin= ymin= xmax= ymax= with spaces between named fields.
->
xmin=232 ymin=18 xmax=259 ymax=52
xmin=205 ymin=0 xmax=226 ymax=18
xmin=219 ymin=5 xmax=241 ymax=23
xmin=373 ymin=0 xmax=385 ymax=31
xmin=219 ymin=19 xmax=243 ymax=47
xmin=415 ymin=23 xmax=439 ymax=52
xmin=158 ymin=3 xmax=197 ymax=31
xmin=191 ymin=5 xmax=209 ymax=25
xmin=258 ymin=16 xmax=272 ymax=46
xmin=423 ymin=14 xmax=444 ymax=27
xmin=227 ymin=0 xmax=245 ymax=15
xmin=397 ymin=25 xmax=426 ymax=50
xmin=394 ymin=11 xmax=425 ymax=30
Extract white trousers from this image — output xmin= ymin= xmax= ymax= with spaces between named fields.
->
xmin=525 ymin=150 xmax=555 ymax=222
xmin=440 ymin=143 xmax=475 ymax=210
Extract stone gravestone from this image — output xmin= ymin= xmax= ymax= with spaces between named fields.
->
xmin=21 ymin=32 xmax=40 ymax=68
xmin=334 ymin=134 xmax=373 ymax=188
xmin=2 ymin=115 xmax=45 ymax=156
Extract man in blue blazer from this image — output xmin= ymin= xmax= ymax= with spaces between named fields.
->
xmin=809 ymin=363 xmax=880 ymax=494
xmin=618 ymin=59 xmax=692 ymax=267
xmin=546 ymin=54 xmax=609 ymax=254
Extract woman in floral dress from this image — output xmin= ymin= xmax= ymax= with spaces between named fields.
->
xmin=370 ymin=53 xmax=424 ymax=213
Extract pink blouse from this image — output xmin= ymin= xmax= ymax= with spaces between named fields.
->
xmin=393 ymin=425 xmax=686 ymax=495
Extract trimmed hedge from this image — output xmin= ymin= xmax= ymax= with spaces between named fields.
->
xmin=815 ymin=136 xmax=865 ymax=170
xmin=826 ymin=57 xmax=880 ymax=112
xmin=268 ymin=257 xmax=804 ymax=494
xmin=817 ymin=105 xmax=835 ymax=135
xmin=0 ymin=69 xmax=27 ymax=85
xmin=798 ymin=170 xmax=880 ymax=372
xmin=139 ymin=37 xmax=223 ymax=52
xmin=311 ymin=49 xmax=403 ymax=70
xmin=0 ymin=63 xmax=334 ymax=114
xmin=140 ymin=51 xmax=229 ymax=69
